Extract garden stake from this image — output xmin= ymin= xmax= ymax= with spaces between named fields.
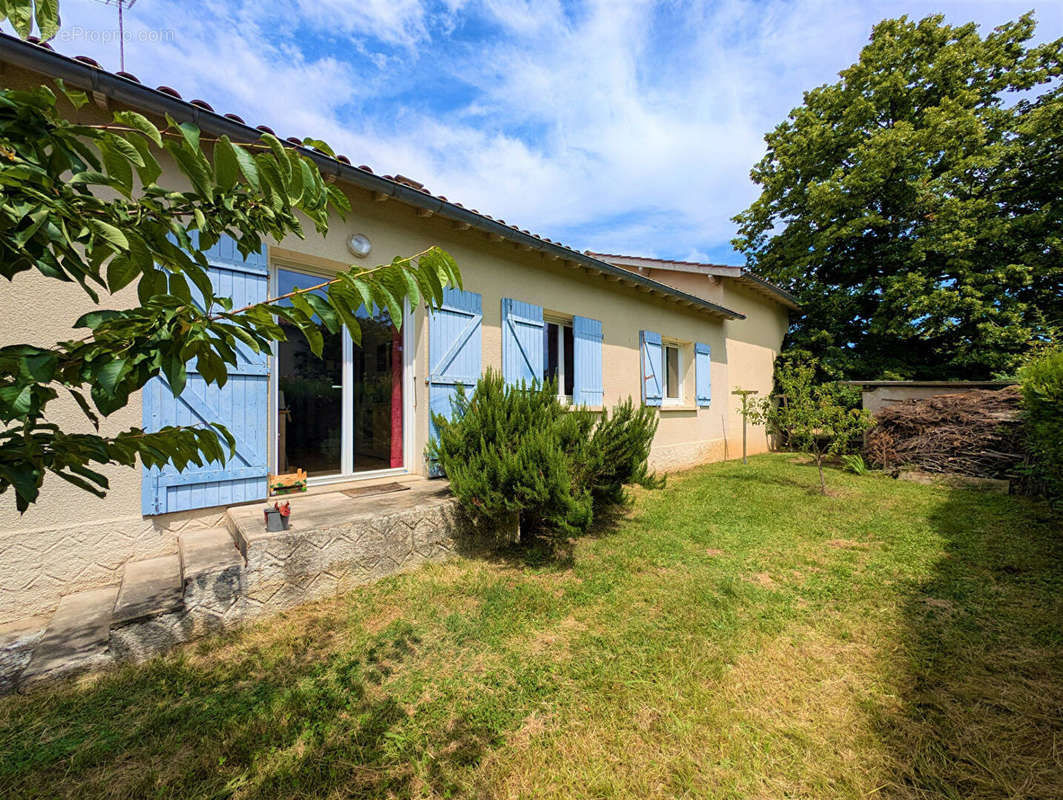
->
xmin=733 ymin=389 xmax=759 ymax=465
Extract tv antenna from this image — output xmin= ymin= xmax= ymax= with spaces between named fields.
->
xmin=90 ymin=0 xmax=139 ymax=72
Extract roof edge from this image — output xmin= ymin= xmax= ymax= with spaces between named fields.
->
xmin=0 ymin=35 xmax=746 ymax=322
xmin=587 ymin=251 xmax=801 ymax=311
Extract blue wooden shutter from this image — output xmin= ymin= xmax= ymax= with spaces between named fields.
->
xmin=695 ymin=342 xmax=711 ymax=407
xmin=501 ymin=298 xmax=544 ymax=385
xmin=142 ymin=234 xmax=270 ymax=515
xmin=640 ymin=330 xmax=663 ymax=407
xmin=573 ymin=316 xmax=603 ymax=406
xmin=428 ymin=288 xmax=483 ymax=476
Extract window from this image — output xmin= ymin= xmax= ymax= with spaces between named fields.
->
xmin=543 ymin=320 xmax=574 ymax=397
xmin=663 ymin=343 xmax=682 ymax=404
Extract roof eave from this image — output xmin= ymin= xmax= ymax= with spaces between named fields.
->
xmin=0 ymin=36 xmax=745 ymax=322
xmin=587 ymin=250 xmax=801 ymax=312
xmin=734 ymin=273 xmax=801 ymax=311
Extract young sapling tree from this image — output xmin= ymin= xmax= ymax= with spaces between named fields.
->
xmin=747 ymin=358 xmax=873 ymax=494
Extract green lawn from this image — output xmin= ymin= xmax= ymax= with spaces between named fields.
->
xmin=2 ymin=454 xmax=1061 ymax=799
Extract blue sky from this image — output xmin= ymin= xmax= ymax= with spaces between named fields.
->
xmin=19 ymin=0 xmax=1063 ymax=264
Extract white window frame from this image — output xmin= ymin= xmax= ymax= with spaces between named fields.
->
xmin=661 ymin=340 xmax=685 ymax=406
xmin=267 ymin=260 xmax=414 ymax=486
xmin=543 ymin=313 xmax=574 ymax=403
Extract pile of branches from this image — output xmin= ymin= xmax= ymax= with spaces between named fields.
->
xmin=864 ymin=387 xmax=1026 ymax=478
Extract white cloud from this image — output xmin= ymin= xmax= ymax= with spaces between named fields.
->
xmin=290 ymin=0 xmax=430 ymax=45
xmin=28 ymin=0 xmax=1063 ymax=261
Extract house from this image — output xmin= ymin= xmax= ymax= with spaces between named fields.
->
xmin=0 ymin=36 xmax=795 ymax=631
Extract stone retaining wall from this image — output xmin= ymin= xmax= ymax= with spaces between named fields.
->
xmin=109 ymin=495 xmax=478 ymax=665
xmin=0 ymin=509 xmax=227 ymax=625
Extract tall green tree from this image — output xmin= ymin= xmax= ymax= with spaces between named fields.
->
xmin=0 ymin=3 xmax=460 ymax=511
xmin=733 ymin=13 xmax=1063 ymax=380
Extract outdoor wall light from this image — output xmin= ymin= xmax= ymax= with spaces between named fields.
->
xmin=347 ymin=233 xmax=372 ymax=258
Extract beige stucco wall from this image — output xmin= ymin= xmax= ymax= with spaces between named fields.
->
xmin=270 ymin=190 xmax=735 ymax=474
xmin=721 ymin=284 xmax=789 ymax=455
xmin=0 ymin=60 xmax=786 ymax=622
xmin=628 ymin=264 xmax=791 ymax=457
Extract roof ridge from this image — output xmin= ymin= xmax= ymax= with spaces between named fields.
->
xmin=585 ymin=250 xmax=743 ymax=270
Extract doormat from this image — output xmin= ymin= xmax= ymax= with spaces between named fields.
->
xmin=341 ymin=482 xmax=411 ymax=499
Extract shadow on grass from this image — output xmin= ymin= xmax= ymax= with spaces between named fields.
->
xmin=877 ymin=488 xmax=1063 ymax=799
xmin=457 ymin=499 xmax=636 ymax=573
xmin=0 ymin=620 xmax=495 ymax=799
xmin=712 ymin=466 xmax=830 ymax=493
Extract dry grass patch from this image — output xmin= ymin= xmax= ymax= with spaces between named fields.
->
xmin=481 ymin=624 xmax=893 ymax=800
xmin=522 ymin=616 xmax=587 ymax=660
xmin=746 ymin=571 xmax=779 ymax=589
xmin=719 ymin=626 xmax=897 ymax=793
xmin=826 ymin=538 xmax=872 ymax=549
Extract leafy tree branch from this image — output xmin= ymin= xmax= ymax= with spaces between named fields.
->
xmin=0 ymin=13 xmax=461 ymax=512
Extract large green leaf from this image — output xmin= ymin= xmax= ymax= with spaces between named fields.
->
xmin=213 ymin=135 xmax=240 ymax=192
xmin=161 ymin=350 xmax=187 ymax=396
xmin=303 ymin=292 xmax=340 ymax=334
xmin=125 ymin=134 xmax=162 ymax=184
xmin=106 ymin=255 xmax=140 ymax=293
xmin=87 ymin=218 xmax=129 ymax=251
xmin=301 ymin=137 xmax=335 ymax=157
xmin=103 ymin=130 xmax=146 ymax=166
xmin=99 ymin=140 xmax=134 ymax=195
xmin=113 ymin=110 xmax=163 ymax=148
xmin=5 ymin=0 xmax=32 ymax=37
xmin=164 ymin=138 xmax=212 ymax=198
xmin=95 ymin=357 xmax=128 ymax=395
xmin=327 ymin=283 xmax=363 ymax=346
xmin=227 ymin=139 xmax=260 ymax=191
xmin=34 ymin=0 xmax=58 ymax=39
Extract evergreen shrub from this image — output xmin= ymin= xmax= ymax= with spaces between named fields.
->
xmin=428 ymin=370 xmax=661 ymax=542
xmin=1019 ymin=348 xmax=1063 ymax=505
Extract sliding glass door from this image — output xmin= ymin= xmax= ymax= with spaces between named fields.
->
xmin=275 ymin=269 xmax=343 ymax=477
xmin=274 ymin=267 xmax=404 ymax=480
xmin=351 ymin=307 xmax=403 ymax=472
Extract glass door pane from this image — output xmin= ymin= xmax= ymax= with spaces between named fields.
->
xmin=352 ymin=307 xmax=403 ymax=472
xmin=276 ymin=269 xmax=343 ymax=478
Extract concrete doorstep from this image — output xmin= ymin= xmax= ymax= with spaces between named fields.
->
xmin=112 ymin=555 xmax=183 ymax=625
xmin=20 ymin=586 xmax=118 ymax=686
